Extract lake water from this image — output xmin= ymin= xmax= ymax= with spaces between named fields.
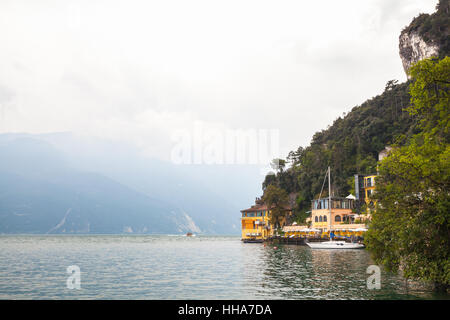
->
xmin=0 ymin=235 xmax=445 ymax=300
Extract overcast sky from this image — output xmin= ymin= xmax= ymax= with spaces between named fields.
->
xmin=0 ymin=0 xmax=437 ymax=163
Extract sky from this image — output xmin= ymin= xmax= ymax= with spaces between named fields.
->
xmin=0 ymin=0 xmax=438 ymax=165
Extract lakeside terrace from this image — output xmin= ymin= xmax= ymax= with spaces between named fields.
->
xmin=282 ymin=224 xmax=367 ymax=239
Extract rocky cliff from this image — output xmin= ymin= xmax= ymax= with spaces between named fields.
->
xmin=399 ymin=0 xmax=449 ymax=78
xmin=399 ymin=31 xmax=439 ymax=78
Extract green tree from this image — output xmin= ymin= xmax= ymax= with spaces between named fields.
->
xmin=270 ymin=158 xmax=286 ymax=174
xmin=365 ymin=57 xmax=450 ymax=292
xmin=262 ymin=185 xmax=289 ymax=230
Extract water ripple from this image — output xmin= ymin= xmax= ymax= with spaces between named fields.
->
xmin=0 ymin=235 xmax=445 ymax=300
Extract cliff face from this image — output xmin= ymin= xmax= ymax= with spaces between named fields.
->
xmin=399 ymin=0 xmax=449 ymax=78
xmin=399 ymin=31 xmax=439 ymax=78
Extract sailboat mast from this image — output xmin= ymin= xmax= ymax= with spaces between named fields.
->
xmin=328 ymin=166 xmax=332 ymax=235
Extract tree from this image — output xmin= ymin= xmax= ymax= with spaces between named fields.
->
xmin=262 ymin=185 xmax=289 ymax=230
xmin=385 ymin=79 xmax=399 ymax=92
xmin=365 ymin=57 xmax=450 ymax=292
xmin=270 ymin=158 xmax=286 ymax=174
xmin=287 ymin=146 xmax=304 ymax=166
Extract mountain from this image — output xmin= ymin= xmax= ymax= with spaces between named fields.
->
xmin=399 ymin=0 xmax=449 ymax=77
xmin=0 ymin=137 xmax=193 ymax=233
xmin=0 ymin=134 xmax=262 ymax=234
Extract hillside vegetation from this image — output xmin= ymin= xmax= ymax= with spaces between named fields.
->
xmin=263 ymin=80 xmax=419 ymax=220
xmin=262 ymin=0 xmax=449 ymax=222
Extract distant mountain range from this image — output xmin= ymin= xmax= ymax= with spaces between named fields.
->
xmin=0 ymin=133 xmax=262 ymax=234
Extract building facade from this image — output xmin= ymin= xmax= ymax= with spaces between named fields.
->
xmin=364 ymin=175 xmax=377 ymax=207
xmin=354 ymin=173 xmax=378 ymax=214
xmin=310 ymin=197 xmax=365 ymax=233
xmin=310 ymin=197 xmax=358 ymax=232
xmin=240 ymin=201 xmax=292 ymax=241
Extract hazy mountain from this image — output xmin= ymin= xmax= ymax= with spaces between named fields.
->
xmin=0 ymin=133 xmax=262 ymax=234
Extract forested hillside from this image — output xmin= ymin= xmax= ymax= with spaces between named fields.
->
xmin=262 ymin=0 xmax=449 ymax=221
xmin=263 ymin=81 xmax=418 ymax=219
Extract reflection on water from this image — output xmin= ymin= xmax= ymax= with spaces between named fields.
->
xmin=0 ymin=235 xmax=445 ymax=300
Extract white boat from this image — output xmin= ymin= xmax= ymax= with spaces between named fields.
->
xmin=307 ymin=240 xmax=365 ymax=249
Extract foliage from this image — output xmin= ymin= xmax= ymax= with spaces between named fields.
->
xmin=365 ymin=57 xmax=450 ymax=292
xmin=262 ymin=79 xmax=418 ymax=214
xmin=270 ymin=158 xmax=286 ymax=173
xmin=262 ymin=185 xmax=289 ymax=229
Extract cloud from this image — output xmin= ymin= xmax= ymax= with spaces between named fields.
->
xmin=0 ymin=0 xmax=438 ymax=160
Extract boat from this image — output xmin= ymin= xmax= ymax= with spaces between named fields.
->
xmin=186 ymin=232 xmax=194 ymax=237
xmin=306 ymin=166 xmax=365 ymax=250
xmin=307 ymin=240 xmax=364 ymax=249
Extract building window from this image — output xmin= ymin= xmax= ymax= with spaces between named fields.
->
xmin=323 ymin=216 xmax=327 ymax=222
xmin=335 ymin=215 xmax=341 ymax=222
xmin=315 ymin=216 xmax=318 ymax=222
xmin=319 ymin=216 xmax=323 ymax=222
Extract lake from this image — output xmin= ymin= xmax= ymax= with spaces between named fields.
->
xmin=0 ymin=235 xmax=444 ymax=299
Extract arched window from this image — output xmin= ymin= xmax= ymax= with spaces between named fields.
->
xmin=319 ymin=216 xmax=323 ymax=222
xmin=323 ymin=216 xmax=327 ymax=222
xmin=315 ymin=216 xmax=318 ymax=222
xmin=335 ymin=215 xmax=341 ymax=222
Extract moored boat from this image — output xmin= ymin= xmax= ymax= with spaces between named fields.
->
xmin=306 ymin=240 xmax=364 ymax=249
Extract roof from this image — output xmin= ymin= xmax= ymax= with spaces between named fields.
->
xmin=311 ymin=196 xmax=355 ymax=202
xmin=283 ymin=225 xmax=309 ymax=232
xmin=240 ymin=203 xmax=292 ymax=213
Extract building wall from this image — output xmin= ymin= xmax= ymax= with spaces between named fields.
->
xmin=364 ymin=175 xmax=377 ymax=208
xmin=241 ymin=216 xmax=267 ymax=240
xmin=311 ymin=208 xmax=353 ymax=231
xmin=241 ymin=209 xmax=292 ymax=240
xmin=241 ymin=210 xmax=269 ymax=240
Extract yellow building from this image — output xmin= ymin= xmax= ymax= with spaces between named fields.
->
xmin=240 ymin=201 xmax=292 ymax=242
xmin=364 ymin=175 xmax=377 ymax=209
xmin=310 ymin=196 xmax=366 ymax=234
